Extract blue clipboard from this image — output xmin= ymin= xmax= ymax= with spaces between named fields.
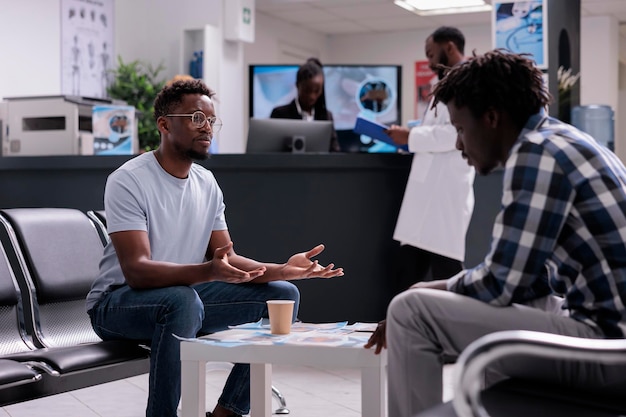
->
xmin=353 ymin=117 xmax=408 ymax=151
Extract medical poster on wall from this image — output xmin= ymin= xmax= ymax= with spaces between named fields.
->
xmin=492 ymin=0 xmax=547 ymax=69
xmin=414 ymin=61 xmax=436 ymax=121
xmin=92 ymin=105 xmax=135 ymax=155
xmin=61 ymin=0 xmax=114 ymax=98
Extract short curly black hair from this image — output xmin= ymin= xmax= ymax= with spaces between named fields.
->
xmin=153 ymin=79 xmax=216 ymax=121
xmin=432 ymin=49 xmax=551 ymax=130
xmin=430 ymin=26 xmax=465 ymax=55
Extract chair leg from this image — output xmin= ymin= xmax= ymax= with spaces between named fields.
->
xmin=271 ymin=385 xmax=290 ymax=414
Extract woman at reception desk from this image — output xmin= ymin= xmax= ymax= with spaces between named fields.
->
xmin=270 ymin=58 xmax=340 ymax=152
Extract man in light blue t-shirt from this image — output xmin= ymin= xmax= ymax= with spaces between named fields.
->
xmin=86 ymin=79 xmax=344 ymax=417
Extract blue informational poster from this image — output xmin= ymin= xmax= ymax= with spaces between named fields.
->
xmin=92 ymin=105 xmax=135 ymax=155
xmin=492 ymin=1 xmax=547 ymax=69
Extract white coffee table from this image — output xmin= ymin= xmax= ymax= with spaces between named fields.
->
xmin=180 ymin=331 xmax=387 ymax=417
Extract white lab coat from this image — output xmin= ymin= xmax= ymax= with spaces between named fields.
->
xmin=393 ymin=99 xmax=475 ymax=261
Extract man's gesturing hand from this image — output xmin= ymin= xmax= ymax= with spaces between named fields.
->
xmin=283 ymin=244 xmax=344 ymax=280
xmin=209 ymin=242 xmax=266 ymax=283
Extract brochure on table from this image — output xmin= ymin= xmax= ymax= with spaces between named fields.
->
xmin=175 ymin=321 xmax=378 ymax=348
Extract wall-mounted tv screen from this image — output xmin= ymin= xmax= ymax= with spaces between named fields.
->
xmin=249 ymin=64 xmax=402 ymax=153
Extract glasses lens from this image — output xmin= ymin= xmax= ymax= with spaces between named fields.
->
xmin=191 ymin=111 xmax=206 ymax=128
xmin=190 ymin=112 xmax=221 ymax=132
xmin=212 ymin=117 xmax=222 ymax=133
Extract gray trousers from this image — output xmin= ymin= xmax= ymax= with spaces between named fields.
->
xmin=386 ymin=288 xmax=620 ymax=417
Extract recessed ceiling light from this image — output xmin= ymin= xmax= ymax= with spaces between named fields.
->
xmin=394 ymin=0 xmax=492 ymax=15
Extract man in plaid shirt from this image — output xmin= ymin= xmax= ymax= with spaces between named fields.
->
xmin=366 ymin=50 xmax=626 ymax=417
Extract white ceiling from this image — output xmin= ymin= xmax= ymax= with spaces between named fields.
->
xmin=255 ymin=0 xmax=626 ymax=35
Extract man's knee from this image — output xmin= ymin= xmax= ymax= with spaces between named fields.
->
xmin=388 ymin=288 xmax=447 ymax=323
xmin=267 ymin=281 xmax=300 ymax=304
xmin=265 ymin=281 xmax=300 ymax=320
xmin=389 ymin=288 xmax=417 ymax=323
xmin=163 ymin=286 xmax=204 ymax=328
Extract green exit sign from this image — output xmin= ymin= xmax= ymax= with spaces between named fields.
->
xmin=243 ymin=7 xmax=251 ymax=24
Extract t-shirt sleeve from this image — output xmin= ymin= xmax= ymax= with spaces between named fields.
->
xmin=104 ymin=169 xmax=148 ymax=233
xmin=213 ymin=196 xmax=227 ymax=231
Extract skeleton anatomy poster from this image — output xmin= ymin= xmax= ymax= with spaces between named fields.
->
xmin=61 ymin=0 xmax=114 ymax=98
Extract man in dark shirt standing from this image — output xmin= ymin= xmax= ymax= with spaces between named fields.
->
xmin=366 ymin=50 xmax=626 ymax=417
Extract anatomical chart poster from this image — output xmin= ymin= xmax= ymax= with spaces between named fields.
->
xmin=61 ymin=0 xmax=114 ymax=98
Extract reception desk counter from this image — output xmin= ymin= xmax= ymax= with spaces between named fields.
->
xmin=0 ymin=153 xmax=501 ymax=322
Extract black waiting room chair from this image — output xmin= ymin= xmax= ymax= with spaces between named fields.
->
xmin=0 ymin=208 xmax=150 ymax=402
xmin=0 ymin=240 xmax=45 ymax=398
xmin=416 ymin=330 xmax=626 ymax=417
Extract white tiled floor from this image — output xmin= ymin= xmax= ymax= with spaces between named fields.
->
xmin=0 ymin=364 xmax=455 ymax=417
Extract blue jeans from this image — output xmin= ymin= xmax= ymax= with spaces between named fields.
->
xmin=88 ymin=281 xmax=300 ymax=417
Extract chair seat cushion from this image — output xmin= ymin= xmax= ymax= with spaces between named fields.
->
xmin=0 ymin=359 xmax=40 ymax=387
xmin=4 ymin=341 xmax=149 ymax=373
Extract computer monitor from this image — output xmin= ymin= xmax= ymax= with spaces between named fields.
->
xmin=249 ymin=64 xmax=402 ymax=153
xmin=246 ymin=118 xmax=333 ymax=153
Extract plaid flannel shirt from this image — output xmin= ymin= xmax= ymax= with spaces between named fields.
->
xmin=447 ymin=113 xmax=626 ymax=337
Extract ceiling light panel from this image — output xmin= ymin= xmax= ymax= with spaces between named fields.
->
xmin=404 ymin=0 xmax=486 ymax=10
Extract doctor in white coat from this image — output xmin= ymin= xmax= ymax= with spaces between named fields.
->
xmin=386 ymin=26 xmax=475 ymax=292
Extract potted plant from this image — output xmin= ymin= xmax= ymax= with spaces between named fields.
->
xmin=557 ymin=65 xmax=580 ymax=124
xmin=107 ymin=57 xmax=165 ymax=152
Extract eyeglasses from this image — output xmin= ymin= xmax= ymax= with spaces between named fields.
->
xmin=165 ymin=111 xmax=222 ymax=133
